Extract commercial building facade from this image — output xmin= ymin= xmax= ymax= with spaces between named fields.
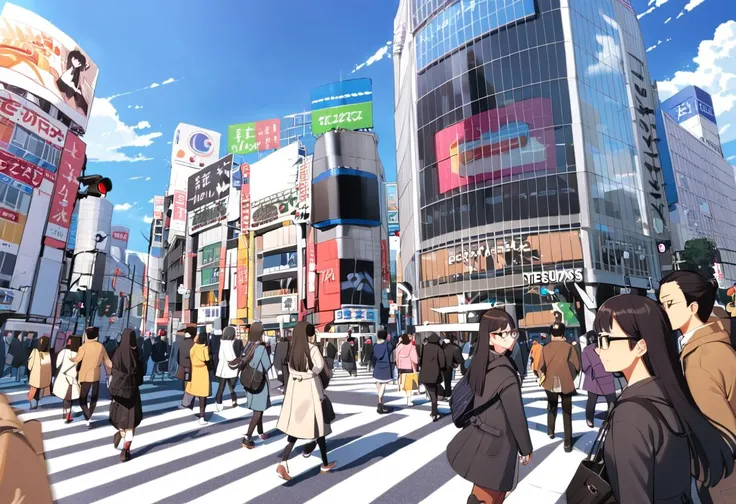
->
xmin=394 ymin=0 xmax=666 ymax=336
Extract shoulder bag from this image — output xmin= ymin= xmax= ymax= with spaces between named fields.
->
xmin=451 ymin=361 xmax=516 ymax=428
xmin=240 ymin=344 xmax=265 ymax=393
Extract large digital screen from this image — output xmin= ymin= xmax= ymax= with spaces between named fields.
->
xmin=340 ymin=259 xmax=375 ymax=306
xmin=312 ymin=169 xmax=380 ymax=229
xmin=434 ymin=97 xmax=555 ymax=194
xmin=310 ymin=79 xmax=373 ymax=135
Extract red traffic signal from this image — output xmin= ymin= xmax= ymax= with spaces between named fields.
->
xmin=77 ymin=174 xmax=113 ymax=198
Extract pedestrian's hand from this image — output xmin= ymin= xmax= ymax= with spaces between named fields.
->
xmin=520 ymin=453 xmax=532 ymax=465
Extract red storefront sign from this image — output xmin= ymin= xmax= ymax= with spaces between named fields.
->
xmin=314 ymin=239 xmax=340 ymax=312
xmin=0 ymin=208 xmax=18 ymax=223
xmin=0 ymin=89 xmax=67 ymax=146
xmin=237 ymin=235 xmax=248 ymax=320
xmin=172 ymin=190 xmax=187 ymax=232
xmin=44 ymin=132 xmax=85 ymax=249
xmin=0 ymin=149 xmax=53 ymax=189
xmin=255 ymin=119 xmax=280 ymax=152
xmin=295 ymin=156 xmax=311 ymax=222
xmin=240 ymin=162 xmax=250 ymax=232
xmin=217 ymin=245 xmax=227 ymax=307
xmin=112 ymin=230 xmax=129 ymax=241
xmin=381 ymin=239 xmax=390 ymax=291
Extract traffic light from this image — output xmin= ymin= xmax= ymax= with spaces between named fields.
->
xmin=78 ymin=171 xmax=113 ymax=199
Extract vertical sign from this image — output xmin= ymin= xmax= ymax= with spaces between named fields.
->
xmin=381 ymin=239 xmax=390 ymax=291
xmin=44 ymin=132 xmax=85 ymax=249
xmin=236 ymin=234 xmax=248 ymax=319
xmin=217 ymin=243 xmax=227 ymax=312
xmin=171 ymin=190 xmax=187 ymax=234
xmin=255 ymin=119 xmax=281 ymax=152
xmin=307 ymin=227 xmax=316 ymax=309
xmin=240 ymin=162 xmax=250 ymax=232
xmin=294 ymin=155 xmax=312 ymax=223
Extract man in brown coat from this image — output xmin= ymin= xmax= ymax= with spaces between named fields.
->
xmin=72 ymin=327 xmax=112 ymax=427
xmin=540 ymin=332 xmax=580 ymax=452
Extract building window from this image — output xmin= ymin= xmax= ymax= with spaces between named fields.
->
xmin=0 ymin=251 xmax=16 ymax=281
xmin=9 ymin=125 xmax=61 ymax=172
xmin=199 ymin=243 xmax=221 ymax=267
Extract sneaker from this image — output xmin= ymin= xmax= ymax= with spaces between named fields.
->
xmin=85 ymin=420 xmax=91 ymax=429
xmin=302 ymin=442 xmax=316 ymax=458
xmin=320 ymin=462 xmax=337 ymax=473
xmin=198 ymin=417 xmax=208 ymax=426
xmin=216 ymin=403 xmax=223 ymax=412
xmin=276 ymin=463 xmax=291 ymax=481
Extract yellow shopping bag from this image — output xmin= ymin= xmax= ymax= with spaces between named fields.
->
xmin=402 ymin=372 xmax=419 ymax=392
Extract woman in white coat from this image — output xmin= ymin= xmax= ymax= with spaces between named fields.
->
xmin=215 ymin=326 xmax=240 ymax=411
xmin=53 ymin=335 xmax=81 ymax=423
xmin=276 ymin=321 xmax=335 ymax=480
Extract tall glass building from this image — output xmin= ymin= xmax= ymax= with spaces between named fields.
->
xmin=394 ymin=0 xmax=668 ymax=336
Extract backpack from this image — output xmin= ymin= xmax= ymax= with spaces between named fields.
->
xmin=239 ymin=343 xmax=265 ymax=393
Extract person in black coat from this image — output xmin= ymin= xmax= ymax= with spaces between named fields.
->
xmin=363 ymin=338 xmax=374 ymax=371
xmin=22 ymin=332 xmax=36 ymax=382
xmin=174 ymin=327 xmax=196 ymax=404
xmin=446 ymin=309 xmax=532 ymax=503
xmin=341 ymin=337 xmax=357 ymax=377
xmin=7 ymin=333 xmax=23 ymax=381
xmin=142 ymin=334 xmax=153 ymax=377
xmin=109 ymin=329 xmax=145 ymax=463
xmin=150 ymin=333 xmax=170 ymax=380
xmin=441 ymin=334 xmax=463 ymax=399
xmin=324 ymin=341 xmax=337 ymax=371
xmin=208 ymin=327 xmax=221 ymax=375
xmin=418 ymin=333 xmax=446 ymax=421
xmin=274 ymin=336 xmax=290 ymax=389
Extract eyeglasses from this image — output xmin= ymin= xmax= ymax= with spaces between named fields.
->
xmin=597 ymin=332 xmax=637 ymax=350
xmin=492 ymin=330 xmax=519 ymax=340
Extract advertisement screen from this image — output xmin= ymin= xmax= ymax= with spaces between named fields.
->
xmin=187 ymin=154 xmax=232 ymax=212
xmin=0 ymin=4 xmax=99 ymax=132
xmin=44 ymin=131 xmax=84 ymax=249
xmin=340 ymin=259 xmax=375 ymax=306
xmin=171 ymin=123 xmax=221 ymax=170
xmin=312 ymin=169 xmax=380 ymax=229
xmin=236 ymin=235 xmax=248 ymax=319
xmin=228 ymin=118 xmax=281 ymax=155
xmin=385 ymin=182 xmax=399 ymax=233
xmin=434 ymin=97 xmax=555 ymax=194
xmin=249 ymin=142 xmax=300 ymax=202
xmin=311 ymin=79 xmax=373 ymax=135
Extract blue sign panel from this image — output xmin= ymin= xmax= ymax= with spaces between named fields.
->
xmin=416 ymin=0 xmax=536 ymax=69
xmin=662 ymin=86 xmax=717 ymax=125
xmin=310 ymin=79 xmax=373 ymax=111
xmin=655 ymin=103 xmax=678 ymax=206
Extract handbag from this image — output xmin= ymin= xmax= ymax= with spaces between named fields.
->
xmin=565 ymin=416 xmax=616 ymax=504
xmin=322 ymin=395 xmax=336 ymax=424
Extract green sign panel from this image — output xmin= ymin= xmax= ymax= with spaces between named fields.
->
xmin=311 ymin=101 xmax=373 ymax=135
xmin=228 ymin=122 xmax=257 ymax=155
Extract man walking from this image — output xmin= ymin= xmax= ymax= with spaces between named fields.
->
xmin=442 ymin=334 xmax=463 ymax=399
xmin=539 ymin=327 xmax=580 ymax=452
xmin=72 ymin=327 xmax=113 ymax=428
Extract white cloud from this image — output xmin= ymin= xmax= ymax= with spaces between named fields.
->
xmin=149 ymin=82 xmax=160 ymax=89
xmin=105 ymin=78 xmax=183 ymax=101
xmin=720 ymin=124 xmax=731 ymax=135
xmin=351 ymin=41 xmax=392 ymax=74
xmin=86 ymin=98 xmax=163 ymax=163
xmin=676 ymin=11 xmax=685 ymax=19
xmin=134 ymin=121 xmax=151 ymax=130
xmin=114 ymin=202 xmax=134 ymax=212
xmin=134 ymin=105 xmax=143 ymax=110
xmin=166 ymin=141 xmax=172 ymax=145
xmin=646 ymin=38 xmax=672 ymax=52
xmin=638 ymin=6 xmax=655 ymax=19
xmin=728 ymin=155 xmax=736 ymax=161
xmin=145 ymin=177 xmax=151 ymax=181
xmin=148 ymin=197 xmax=154 ymax=203
xmin=665 ymin=17 xmax=672 ymax=24
xmin=143 ymin=215 xmax=154 ymax=224
xmin=658 ymin=21 xmax=736 ymax=144
xmin=640 ymin=0 xmax=670 ymax=19
xmin=129 ymin=176 xmax=145 ymax=180
xmin=161 ymin=78 xmax=176 ymax=85
xmin=676 ymin=1 xmax=707 ymax=19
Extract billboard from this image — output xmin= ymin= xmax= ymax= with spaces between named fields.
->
xmin=187 ymin=154 xmax=232 ymax=211
xmin=434 ymin=97 xmax=555 ymax=194
xmin=227 ymin=118 xmax=281 ymax=155
xmin=294 ymin=155 xmax=312 ymax=223
xmin=340 ymin=259 xmax=375 ymax=306
xmin=385 ymin=182 xmax=399 ymax=234
xmin=44 ymin=131 xmax=84 ymax=249
xmin=0 ymin=89 xmax=67 ymax=147
xmin=0 ymin=4 xmax=99 ymax=132
xmin=153 ymin=196 xmax=164 ymax=220
xmin=662 ymin=86 xmax=718 ymax=125
xmin=312 ymin=169 xmax=381 ymax=229
xmin=236 ymin=234 xmax=248 ymax=320
xmin=171 ymin=123 xmax=221 ymax=169
xmin=249 ymin=142 xmax=301 ymax=231
xmin=310 ymin=79 xmax=373 ymax=135
xmin=110 ymin=226 xmax=130 ymax=247
xmin=0 ymin=148 xmax=55 ymax=189
xmin=171 ymin=190 xmax=187 ymax=234
xmin=240 ymin=163 xmax=250 ymax=232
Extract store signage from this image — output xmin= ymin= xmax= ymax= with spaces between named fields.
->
xmin=381 ymin=240 xmax=390 ymax=291
xmin=294 ymin=156 xmax=312 ymax=223
xmin=448 ymin=238 xmax=533 ymax=265
xmin=227 ymin=119 xmax=281 ymax=155
xmin=630 ymin=58 xmax=667 ymax=236
xmin=310 ymin=79 xmax=374 ymax=135
xmin=44 ymin=132 xmax=85 ymax=249
xmin=319 ymin=268 xmax=335 ymax=283
xmin=0 ymin=208 xmax=18 ymax=223
xmin=523 ymin=268 xmax=583 ymax=286
xmin=0 ymin=149 xmax=53 ymax=188
xmin=112 ymin=230 xmax=129 ymax=241
xmin=187 ymin=154 xmax=232 ymax=211
xmin=0 ymin=89 xmax=67 ymax=146
xmin=171 ymin=190 xmax=187 ymax=234
xmin=307 ymin=227 xmax=316 ymax=309
xmin=281 ymin=295 xmax=297 ymax=313
xmin=240 ymin=162 xmax=251 ymax=232
xmin=198 ymin=306 xmax=221 ymax=321
xmin=189 ymin=199 xmax=227 ymax=234
xmin=250 ymin=188 xmax=298 ymax=230
xmin=334 ymin=307 xmax=377 ymax=323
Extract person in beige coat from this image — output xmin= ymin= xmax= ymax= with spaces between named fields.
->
xmin=26 ymin=336 xmax=52 ymax=410
xmin=660 ymin=271 xmax=736 ymax=504
xmin=72 ymin=327 xmax=112 ymax=427
xmin=276 ymin=321 xmax=335 ymax=480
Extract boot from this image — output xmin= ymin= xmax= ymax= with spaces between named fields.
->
xmin=467 ymin=494 xmax=484 ymax=504
xmin=242 ymin=436 xmax=255 ymax=449
xmin=120 ymin=442 xmax=131 ymax=462
xmin=113 ymin=431 xmax=123 ymax=449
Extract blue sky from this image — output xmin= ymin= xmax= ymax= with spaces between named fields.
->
xmin=1 ymin=0 xmax=734 ymax=254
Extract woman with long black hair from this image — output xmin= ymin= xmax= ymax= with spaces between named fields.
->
xmin=275 ymin=321 xmax=335 ymax=480
xmin=241 ymin=322 xmax=272 ymax=448
xmin=109 ymin=329 xmax=145 ymax=462
xmin=56 ymin=49 xmax=90 ymax=115
xmin=447 ymin=309 xmax=532 ymax=504
xmin=593 ymin=294 xmax=734 ymax=503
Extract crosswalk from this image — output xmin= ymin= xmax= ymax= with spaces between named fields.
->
xmin=0 ymin=366 xmax=608 ymax=503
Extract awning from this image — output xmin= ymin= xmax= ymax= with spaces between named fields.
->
xmin=431 ymin=303 xmax=499 ymax=315
xmin=414 ymin=323 xmax=479 ymax=333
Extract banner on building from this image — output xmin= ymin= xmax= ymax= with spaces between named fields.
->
xmin=171 ymin=124 xmax=221 ymax=170
xmin=386 ymin=183 xmax=399 ymax=234
xmin=381 ymin=240 xmax=390 ymax=291
xmin=236 ymin=234 xmax=248 ymax=320
xmin=153 ymin=196 xmax=164 ymax=220
xmin=0 ymin=149 xmax=54 ymax=189
xmin=0 ymin=89 xmax=67 ymax=147
xmin=171 ymin=190 xmax=187 ymax=234
xmin=217 ymin=242 xmax=227 ymax=309
xmin=294 ymin=155 xmax=312 ymax=223
xmin=227 ymin=118 xmax=281 ymax=155
xmin=306 ymin=227 xmax=316 ymax=310
xmin=0 ymin=4 xmax=99 ymax=132
xmin=44 ymin=132 xmax=85 ymax=249
xmin=310 ymin=79 xmax=373 ymax=135
xmin=187 ymin=154 xmax=231 ymax=234
xmin=240 ymin=162 xmax=250 ymax=233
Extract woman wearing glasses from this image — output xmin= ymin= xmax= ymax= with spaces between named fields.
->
xmin=594 ymin=295 xmax=733 ymax=503
xmin=447 ymin=309 xmax=532 ymax=504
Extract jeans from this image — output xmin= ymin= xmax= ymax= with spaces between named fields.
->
xmin=545 ymin=390 xmax=573 ymax=448
xmin=442 ymin=369 xmax=454 ymax=398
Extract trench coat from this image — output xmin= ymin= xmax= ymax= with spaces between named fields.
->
xmin=27 ymin=350 xmax=52 ymax=391
xmin=216 ymin=340 xmax=239 ymax=380
xmin=109 ymin=350 xmax=145 ymax=431
xmin=52 ymin=349 xmax=80 ymax=401
xmin=276 ymin=344 xmax=331 ymax=439
xmin=185 ymin=344 xmax=211 ymax=398
xmin=539 ymin=339 xmax=580 ymax=395
xmin=245 ymin=344 xmax=272 ymax=412
xmin=603 ymin=377 xmax=691 ymax=503
xmin=446 ymin=351 xmax=533 ymax=492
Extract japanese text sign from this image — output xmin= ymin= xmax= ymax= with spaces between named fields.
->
xmin=294 ymin=155 xmax=312 ymax=223
xmin=240 ymin=162 xmax=250 ymax=233
xmin=0 ymin=208 xmax=18 ymax=223
xmin=0 ymin=89 xmax=67 ymax=146
xmin=255 ymin=119 xmax=281 ymax=152
xmin=44 ymin=132 xmax=85 ymax=249
xmin=0 ymin=149 xmax=53 ymax=189
xmin=187 ymin=154 xmax=232 ymax=212
xmin=228 ymin=122 xmax=257 ymax=155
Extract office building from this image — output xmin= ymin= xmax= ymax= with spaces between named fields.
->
xmin=393 ymin=0 xmax=668 ymax=336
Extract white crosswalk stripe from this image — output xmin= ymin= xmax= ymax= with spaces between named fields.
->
xmin=0 ymin=365 xmax=593 ymax=503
